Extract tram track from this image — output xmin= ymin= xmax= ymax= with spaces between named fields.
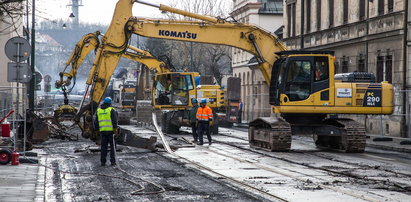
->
xmin=219 ymin=128 xmax=411 ymax=179
xmin=160 ymin=134 xmax=393 ymax=201
xmin=213 ymin=136 xmax=411 ymax=193
xmin=150 ymin=124 xmax=410 ymax=201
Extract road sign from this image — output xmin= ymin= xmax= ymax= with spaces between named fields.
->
xmin=44 ymin=83 xmax=51 ymax=92
xmin=7 ymin=62 xmax=32 ymax=83
xmin=44 ymin=75 xmax=52 ymax=83
xmin=4 ymin=37 xmax=31 ymax=62
xmin=34 ymin=72 xmax=42 ymax=84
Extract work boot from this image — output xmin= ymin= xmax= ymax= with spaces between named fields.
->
xmin=197 ymin=142 xmax=203 ymax=145
xmin=208 ymin=141 xmax=212 ymax=145
xmin=193 ymin=139 xmax=198 ymax=144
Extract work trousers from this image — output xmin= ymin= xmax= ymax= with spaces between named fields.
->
xmin=191 ymin=122 xmax=198 ymax=141
xmin=198 ymin=122 xmax=211 ymax=144
xmin=100 ymin=132 xmax=116 ymax=165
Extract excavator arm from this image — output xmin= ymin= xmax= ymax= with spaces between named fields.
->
xmin=127 ymin=16 xmax=286 ymax=86
xmin=132 ymin=0 xmax=287 ymax=85
xmin=122 ymin=46 xmax=171 ymax=73
xmin=55 ymin=31 xmax=101 ymax=89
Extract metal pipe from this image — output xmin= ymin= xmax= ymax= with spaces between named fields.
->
xmin=30 ymin=0 xmax=35 ymax=110
xmin=78 ymin=84 xmax=90 ymax=111
xmin=135 ymin=0 xmax=219 ymax=23
xmin=134 ymin=0 xmax=160 ymax=8
xmin=403 ymin=0 xmax=409 ymax=138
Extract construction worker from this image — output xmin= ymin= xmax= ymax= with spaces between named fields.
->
xmin=188 ymin=98 xmax=199 ymax=143
xmin=95 ymin=97 xmax=118 ymax=166
xmin=196 ymin=99 xmax=213 ymax=145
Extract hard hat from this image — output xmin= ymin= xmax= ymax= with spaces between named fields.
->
xmin=191 ymin=98 xmax=198 ymax=103
xmin=103 ymin=97 xmax=112 ymax=104
xmin=200 ymin=99 xmax=207 ymax=104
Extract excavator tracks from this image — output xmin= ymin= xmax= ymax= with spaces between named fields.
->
xmin=335 ymin=119 xmax=366 ymax=153
xmin=314 ymin=119 xmax=366 ymax=153
xmin=248 ymin=118 xmax=292 ymax=151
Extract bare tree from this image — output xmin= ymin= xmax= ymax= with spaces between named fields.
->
xmin=0 ymin=0 xmax=24 ymax=35
xmin=161 ymin=0 xmax=233 ymax=84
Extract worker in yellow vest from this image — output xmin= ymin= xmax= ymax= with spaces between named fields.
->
xmin=95 ymin=97 xmax=118 ymax=166
xmin=196 ymin=99 xmax=213 ymax=145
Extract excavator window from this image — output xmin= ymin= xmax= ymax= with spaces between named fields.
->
xmin=170 ymin=74 xmax=189 ymax=105
xmin=284 ymin=59 xmax=312 ymax=101
xmin=154 ymin=74 xmax=190 ymax=106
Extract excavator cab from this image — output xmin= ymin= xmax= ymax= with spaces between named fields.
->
xmin=153 ymin=73 xmax=195 ymax=107
xmin=270 ymin=51 xmax=332 ymax=108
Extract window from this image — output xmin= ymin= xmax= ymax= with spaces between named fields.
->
xmin=358 ymin=54 xmax=365 ymax=72
xmin=154 ymin=74 xmax=190 ymax=105
xmin=359 ymin=0 xmax=366 ymax=20
xmin=316 ymin=0 xmax=321 ymax=30
xmin=306 ymin=0 xmax=311 ymax=33
xmin=287 ymin=4 xmax=291 ymax=37
xmin=388 ymin=0 xmax=394 ymax=13
xmin=385 ymin=55 xmax=392 ymax=83
xmin=285 ymin=60 xmax=312 ymax=101
xmin=184 ymin=75 xmax=194 ymax=90
xmin=378 ymin=0 xmax=384 ymax=15
xmin=343 ymin=0 xmax=348 ymax=24
xmin=314 ymin=58 xmax=329 ymax=81
xmin=328 ymin=0 xmax=334 ymax=27
xmin=259 ymin=0 xmax=283 ymax=14
xmin=342 ymin=57 xmax=349 ymax=73
xmin=376 ymin=55 xmax=384 ymax=82
xmin=292 ymin=3 xmax=296 ymax=37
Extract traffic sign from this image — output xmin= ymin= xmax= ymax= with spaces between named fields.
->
xmin=4 ymin=37 xmax=31 ymax=62
xmin=44 ymin=75 xmax=52 ymax=83
xmin=7 ymin=62 xmax=32 ymax=83
xmin=34 ymin=72 xmax=42 ymax=84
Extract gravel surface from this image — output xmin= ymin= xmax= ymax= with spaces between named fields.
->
xmin=38 ymin=132 xmax=269 ymax=202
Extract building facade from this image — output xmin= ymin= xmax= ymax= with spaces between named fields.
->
xmin=231 ymin=0 xmax=283 ymax=122
xmin=0 ymin=10 xmax=24 ymax=117
xmin=283 ymin=0 xmax=409 ymax=137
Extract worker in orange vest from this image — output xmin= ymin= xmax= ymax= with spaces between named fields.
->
xmin=196 ymin=99 xmax=213 ymax=145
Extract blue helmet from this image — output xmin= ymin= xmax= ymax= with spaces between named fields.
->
xmin=200 ymin=99 xmax=207 ymax=104
xmin=103 ymin=97 xmax=112 ymax=104
xmin=191 ymin=98 xmax=198 ymax=104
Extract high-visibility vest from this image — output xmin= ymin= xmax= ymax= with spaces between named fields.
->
xmin=97 ymin=107 xmax=114 ymax=132
xmin=196 ymin=106 xmax=213 ymax=122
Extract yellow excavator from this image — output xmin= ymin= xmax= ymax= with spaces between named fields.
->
xmin=127 ymin=0 xmax=392 ymax=152
xmin=61 ymin=0 xmax=392 ymax=152
xmin=55 ymin=29 xmax=241 ymax=139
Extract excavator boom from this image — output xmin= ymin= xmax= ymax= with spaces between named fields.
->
xmin=128 ymin=17 xmax=286 ymax=86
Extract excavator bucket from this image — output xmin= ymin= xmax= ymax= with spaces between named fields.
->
xmin=26 ymin=112 xmax=50 ymax=143
xmin=53 ymin=104 xmax=78 ymax=127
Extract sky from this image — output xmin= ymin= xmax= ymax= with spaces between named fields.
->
xmin=37 ymin=0 xmax=172 ymax=25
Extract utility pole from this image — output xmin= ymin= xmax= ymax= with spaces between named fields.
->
xmin=67 ymin=0 xmax=83 ymax=29
xmin=29 ymin=0 xmax=35 ymax=111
